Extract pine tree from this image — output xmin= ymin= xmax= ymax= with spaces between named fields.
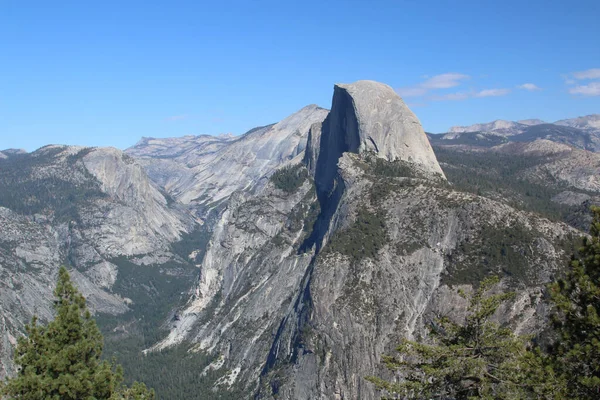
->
xmin=0 ymin=266 xmax=155 ymax=400
xmin=549 ymin=206 xmax=600 ymax=399
xmin=366 ymin=276 xmax=560 ymax=399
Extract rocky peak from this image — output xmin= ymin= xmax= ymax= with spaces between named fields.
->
xmin=555 ymin=114 xmax=600 ymax=131
xmin=449 ymin=120 xmax=526 ymax=135
xmin=313 ymin=80 xmax=445 ymax=195
xmin=518 ymin=119 xmax=546 ymax=126
xmin=0 ymin=148 xmax=27 ymax=157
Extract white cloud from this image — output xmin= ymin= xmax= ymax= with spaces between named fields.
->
xmin=397 ymin=73 xmax=469 ymax=97
xmin=572 ymin=68 xmax=600 ymax=80
xmin=475 ymin=88 xmax=511 ymax=97
xmin=428 ymin=88 xmax=510 ymax=101
xmin=420 ymin=73 xmax=470 ymax=89
xmin=569 ymin=82 xmax=600 ymax=96
xmin=517 ymin=83 xmax=542 ymax=91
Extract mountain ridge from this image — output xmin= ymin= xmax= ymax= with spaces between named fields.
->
xmin=0 ymin=80 xmax=596 ymax=399
xmin=447 ymin=114 xmax=599 ymax=135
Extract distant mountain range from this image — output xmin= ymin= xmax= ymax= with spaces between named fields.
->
xmin=432 ymin=114 xmax=600 ymax=152
xmin=447 ymin=114 xmax=600 ymax=136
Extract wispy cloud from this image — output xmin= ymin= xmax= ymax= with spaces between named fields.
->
xmin=421 ymin=73 xmax=470 ymax=89
xmin=397 ymin=73 xmax=470 ymax=98
xmin=429 ymin=88 xmax=510 ymax=101
xmin=517 ymin=83 xmax=542 ymax=91
xmin=569 ymin=82 xmax=600 ymax=96
xmin=572 ymin=68 xmax=600 ymax=80
xmin=475 ymin=88 xmax=511 ymax=97
xmin=564 ymin=68 xmax=600 ymax=96
xmin=166 ymin=114 xmax=189 ymax=121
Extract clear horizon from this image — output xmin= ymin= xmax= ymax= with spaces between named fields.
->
xmin=1 ymin=0 xmax=599 ymax=152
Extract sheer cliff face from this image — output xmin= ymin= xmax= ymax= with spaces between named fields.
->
xmin=148 ymin=81 xmax=576 ymax=398
xmin=315 ymin=81 xmax=445 ymax=197
xmin=267 ymin=155 xmax=576 ymax=399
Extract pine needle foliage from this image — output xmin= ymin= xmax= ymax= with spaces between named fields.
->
xmin=0 ymin=266 xmax=155 ymax=400
xmin=549 ymin=206 xmax=600 ymax=399
xmin=367 ymin=276 xmax=560 ymax=399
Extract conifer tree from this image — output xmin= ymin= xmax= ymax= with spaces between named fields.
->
xmin=549 ymin=206 xmax=600 ymax=398
xmin=0 ymin=266 xmax=155 ymax=400
xmin=367 ymin=276 xmax=560 ymax=399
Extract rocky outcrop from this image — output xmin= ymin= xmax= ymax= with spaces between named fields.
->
xmin=127 ymin=105 xmax=329 ymax=213
xmin=264 ymin=153 xmax=577 ymax=400
xmin=519 ymin=119 xmax=546 ymax=126
xmin=81 ymin=147 xmax=191 ymax=256
xmin=309 ymin=80 xmax=445 ymax=253
xmin=315 ymin=81 xmax=444 ymax=194
xmin=303 ymin=122 xmax=322 ymax=176
xmin=0 ymin=149 xmax=27 ymax=158
xmin=145 ymin=81 xmax=581 ymax=399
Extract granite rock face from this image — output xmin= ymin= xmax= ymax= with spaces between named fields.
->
xmin=146 ymin=81 xmax=579 ymax=399
xmin=0 ymin=145 xmax=195 ymax=377
xmin=127 ymin=105 xmax=329 ymax=213
xmin=319 ymin=81 xmax=445 ymax=179
xmin=491 ymin=140 xmax=600 ymax=193
xmin=303 ymin=122 xmax=322 ymax=176
xmin=264 ymin=153 xmax=577 ymax=399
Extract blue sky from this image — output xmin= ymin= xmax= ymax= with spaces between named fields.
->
xmin=1 ymin=0 xmax=599 ymax=151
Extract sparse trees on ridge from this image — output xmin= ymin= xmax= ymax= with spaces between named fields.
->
xmin=368 ymin=207 xmax=600 ymax=399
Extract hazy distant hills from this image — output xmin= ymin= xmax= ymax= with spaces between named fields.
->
xmin=431 ymin=114 xmax=600 ymax=152
xmin=447 ymin=114 xmax=600 ymax=136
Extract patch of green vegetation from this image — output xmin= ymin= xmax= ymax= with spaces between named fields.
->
xmin=170 ymin=227 xmax=212 ymax=264
xmin=324 ymin=207 xmax=388 ymax=261
xmin=95 ymin=216 xmax=232 ymax=399
xmin=433 ymin=147 xmax=579 ymax=223
xmin=105 ymin=257 xmax=195 ymax=342
xmin=370 ymin=157 xmax=418 ymax=178
xmin=0 ymin=148 xmax=106 ymax=221
xmin=269 ymin=164 xmax=308 ymax=193
xmin=101 ymin=337 xmax=243 ymax=400
xmin=395 ymin=239 xmax=427 ymax=256
xmin=442 ymin=222 xmax=577 ymax=287
xmin=97 ymin=255 xmax=240 ymax=398
xmin=429 ymin=131 xmax=510 ymax=147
